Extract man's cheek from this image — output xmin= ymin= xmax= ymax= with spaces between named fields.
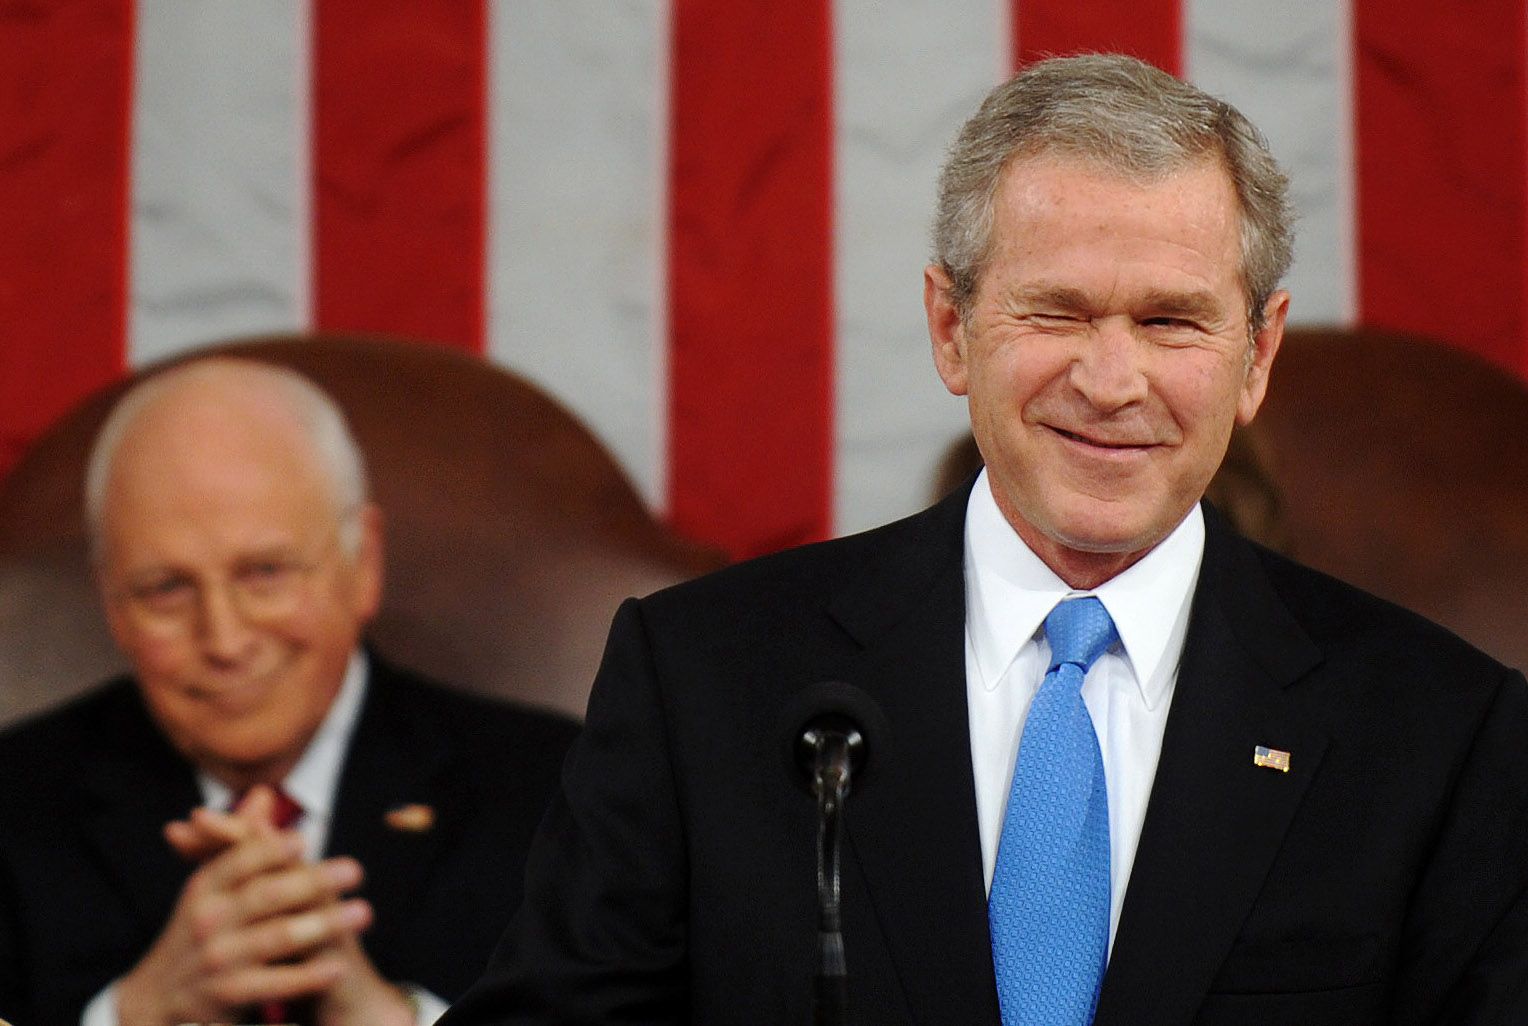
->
xmin=124 ymin=635 xmax=195 ymax=678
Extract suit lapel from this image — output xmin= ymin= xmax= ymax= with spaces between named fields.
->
xmin=827 ymin=487 xmax=1003 ymax=1026
xmin=75 ymin=681 xmax=201 ymax=934
xmin=324 ymin=659 xmax=461 ymax=961
xmin=1095 ymin=511 xmax=1328 ymax=1026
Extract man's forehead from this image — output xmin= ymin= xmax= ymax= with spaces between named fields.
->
xmin=101 ymin=491 xmax=343 ymax=575
xmin=986 ymin=153 xmax=1245 ymax=294
xmin=100 ymin=408 xmax=342 ymax=561
xmin=110 ymin=438 xmax=325 ymax=523
xmin=994 ymin=150 xmax=1239 ymax=221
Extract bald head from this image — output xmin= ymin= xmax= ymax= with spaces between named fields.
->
xmin=85 ymin=359 xmax=369 ymax=562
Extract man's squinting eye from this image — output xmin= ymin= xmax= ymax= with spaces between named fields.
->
xmin=1027 ymin=312 xmax=1087 ymax=326
xmin=237 ymin=559 xmax=301 ymax=592
xmin=1140 ymin=316 xmax=1207 ymax=336
xmin=132 ymin=574 xmax=193 ymax=609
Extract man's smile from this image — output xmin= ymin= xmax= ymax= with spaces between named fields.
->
xmin=1047 ymin=424 xmax=1158 ymax=453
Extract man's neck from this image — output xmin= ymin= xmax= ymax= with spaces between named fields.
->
xmin=205 ymin=750 xmax=307 ymax=797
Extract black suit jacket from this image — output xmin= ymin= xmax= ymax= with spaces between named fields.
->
xmin=0 ymin=656 xmax=579 ymax=1026
xmin=444 ymin=486 xmax=1528 ymax=1025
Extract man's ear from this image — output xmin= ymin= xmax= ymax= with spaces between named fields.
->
xmin=1236 ymin=289 xmax=1289 ymax=425
xmin=96 ymin=561 xmax=132 ymax=651
xmin=925 ymin=264 xmax=970 ymax=396
xmin=350 ymin=503 xmax=385 ymax=624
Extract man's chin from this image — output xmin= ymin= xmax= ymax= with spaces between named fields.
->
xmin=179 ymin=720 xmax=313 ymax=788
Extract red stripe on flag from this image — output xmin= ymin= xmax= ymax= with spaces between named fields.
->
xmin=0 ymin=0 xmax=132 ymax=479
xmin=1355 ymin=2 xmax=1528 ymax=378
xmin=1013 ymin=0 xmax=1181 ymax=74
xmin=666 ymin=1 xmax=835 ymax=560
xmin=311 ymin=3 xmax=486 ymax=352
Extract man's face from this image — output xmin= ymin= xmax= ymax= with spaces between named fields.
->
xmin=927 ymin=153 xmax=1287 ymax=586
xmin=98 ymin=391 xmax=382 ymax=789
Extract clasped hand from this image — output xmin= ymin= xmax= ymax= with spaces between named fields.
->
xmin=114 ymin=786 xmax=414 ymax=1026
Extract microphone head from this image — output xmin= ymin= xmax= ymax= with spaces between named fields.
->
xmin=780 ymin=681 xmax=890 ymax=791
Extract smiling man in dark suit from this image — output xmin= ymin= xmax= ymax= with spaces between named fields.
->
xmin=0 ymin=358 xmax=578 ymax=1026
xmin=442 ymin=54 xmax=1528 ymax=1025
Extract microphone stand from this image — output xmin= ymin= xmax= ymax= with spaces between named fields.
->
xmin=805 ymin=725 xmax=859 ymax=1026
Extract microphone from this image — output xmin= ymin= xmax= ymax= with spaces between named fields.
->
xmin=785 ymin=681 xmax=885 ymax=786
xmin=781 ymin=682 xmax=889 ymax=1026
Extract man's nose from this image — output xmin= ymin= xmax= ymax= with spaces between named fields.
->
xmin=194 ymin=582 xmax=258 ymax=662
xmin=1068 ymin=317 xmax=1149 ymax=411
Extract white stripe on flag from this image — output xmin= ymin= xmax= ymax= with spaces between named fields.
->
xmin=129 ymin=0 xmax=311 ymax=367
xmin=833 ymin=0 xmax=1011 ymax=536
xmin=486 ymin=0 xmax=672 ymax=511
xmin=1185 ymin=0 xmax=1356 ymax=325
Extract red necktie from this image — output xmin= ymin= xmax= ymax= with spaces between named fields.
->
xmin=267 ymin=786 xmax=304 ymax=831
xmin=227 ymin=784 xmax=304 ymax=831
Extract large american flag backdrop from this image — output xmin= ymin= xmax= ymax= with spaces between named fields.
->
xmin=3 ymin=1 xmax=1525 ymax=561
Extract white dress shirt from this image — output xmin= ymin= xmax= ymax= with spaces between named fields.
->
xmin=963 ymin=470 xmax=1204 ymax=951
xmin=83 ymin=651 xmax=449 ymax=1026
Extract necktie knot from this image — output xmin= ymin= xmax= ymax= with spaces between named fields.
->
xmin=229 ymin=785 xmax=305 ymax=831
xmin=269 ymin=786 xmax=304 ymax=831
xmin=1044 ymin=596 xmax=1118 ymax=676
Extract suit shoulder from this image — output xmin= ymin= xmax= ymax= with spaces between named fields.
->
xmin=0 ymin=677 xmax=139 ymax=769
xmin=0 ymin=678 xmax=157 ymax=827
xmin=638 ymin=492 xmax=962 ymax=620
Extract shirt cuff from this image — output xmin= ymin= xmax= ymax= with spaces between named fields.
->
xmin=407 ymin=984 xmax=450 ymax=1025
xmin=80 ymin=980 xmax=117 ymax=1026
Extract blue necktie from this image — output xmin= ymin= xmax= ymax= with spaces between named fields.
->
xmin=989 ymin=596 xmax=1118 ymax=1026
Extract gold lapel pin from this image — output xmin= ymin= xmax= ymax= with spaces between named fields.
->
xmin=384 ymin=803 xmax=436 ymax=832
xmin=1253 ymin=745 xmax=1291 ymax=773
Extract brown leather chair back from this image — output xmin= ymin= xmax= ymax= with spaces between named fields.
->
xmin=0 ymin=335 xmax=723 ymax=726
xmin=1249 ymin=328 xmax=1528 ymax=671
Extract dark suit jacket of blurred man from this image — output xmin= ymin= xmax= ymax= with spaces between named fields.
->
xmin=441 ymin=486 xmax=1528 ymax=1026
xmin=0 ymin=655 xmax=578 ymax=1026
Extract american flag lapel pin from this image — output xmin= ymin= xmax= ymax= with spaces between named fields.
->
xmin=384 ymin=802 xmax=436 ymax=832
xmin=1253 ymin=745 xmax=1291 ymax=773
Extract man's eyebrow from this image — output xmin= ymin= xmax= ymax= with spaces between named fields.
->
xmin=1135 ymin=289 xmax=1225 ymax=320
xmin=126 ymin=566 xmax=186 ymax=584
xmin=1009 ymin=284 xmax=1095 ymax=312
xmin=237 ymin=542 xmax=302 ymax=558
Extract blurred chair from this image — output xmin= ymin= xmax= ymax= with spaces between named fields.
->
xmin=0 ymin=334 xmax=724 ymax=727
xmin=931 ymin=327 xmax=1528 ymax=671
xmin=1252 ymin=327 xmax=1528 ymax=671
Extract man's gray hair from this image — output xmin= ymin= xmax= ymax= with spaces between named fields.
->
xmin=933 ymin=53 xmax=1293 ymax=331
xmin=84 ymin=358 xmax=370 ymax=559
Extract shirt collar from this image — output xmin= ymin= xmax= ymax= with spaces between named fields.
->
xmin=198 ymin=648 xmax=370 ymax=817
xmin=963 ymin=469 xmax=1204 ymax=709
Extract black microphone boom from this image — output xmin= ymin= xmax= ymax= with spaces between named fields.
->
xmin=781 ymin=682 xmax=889 ymax=1026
